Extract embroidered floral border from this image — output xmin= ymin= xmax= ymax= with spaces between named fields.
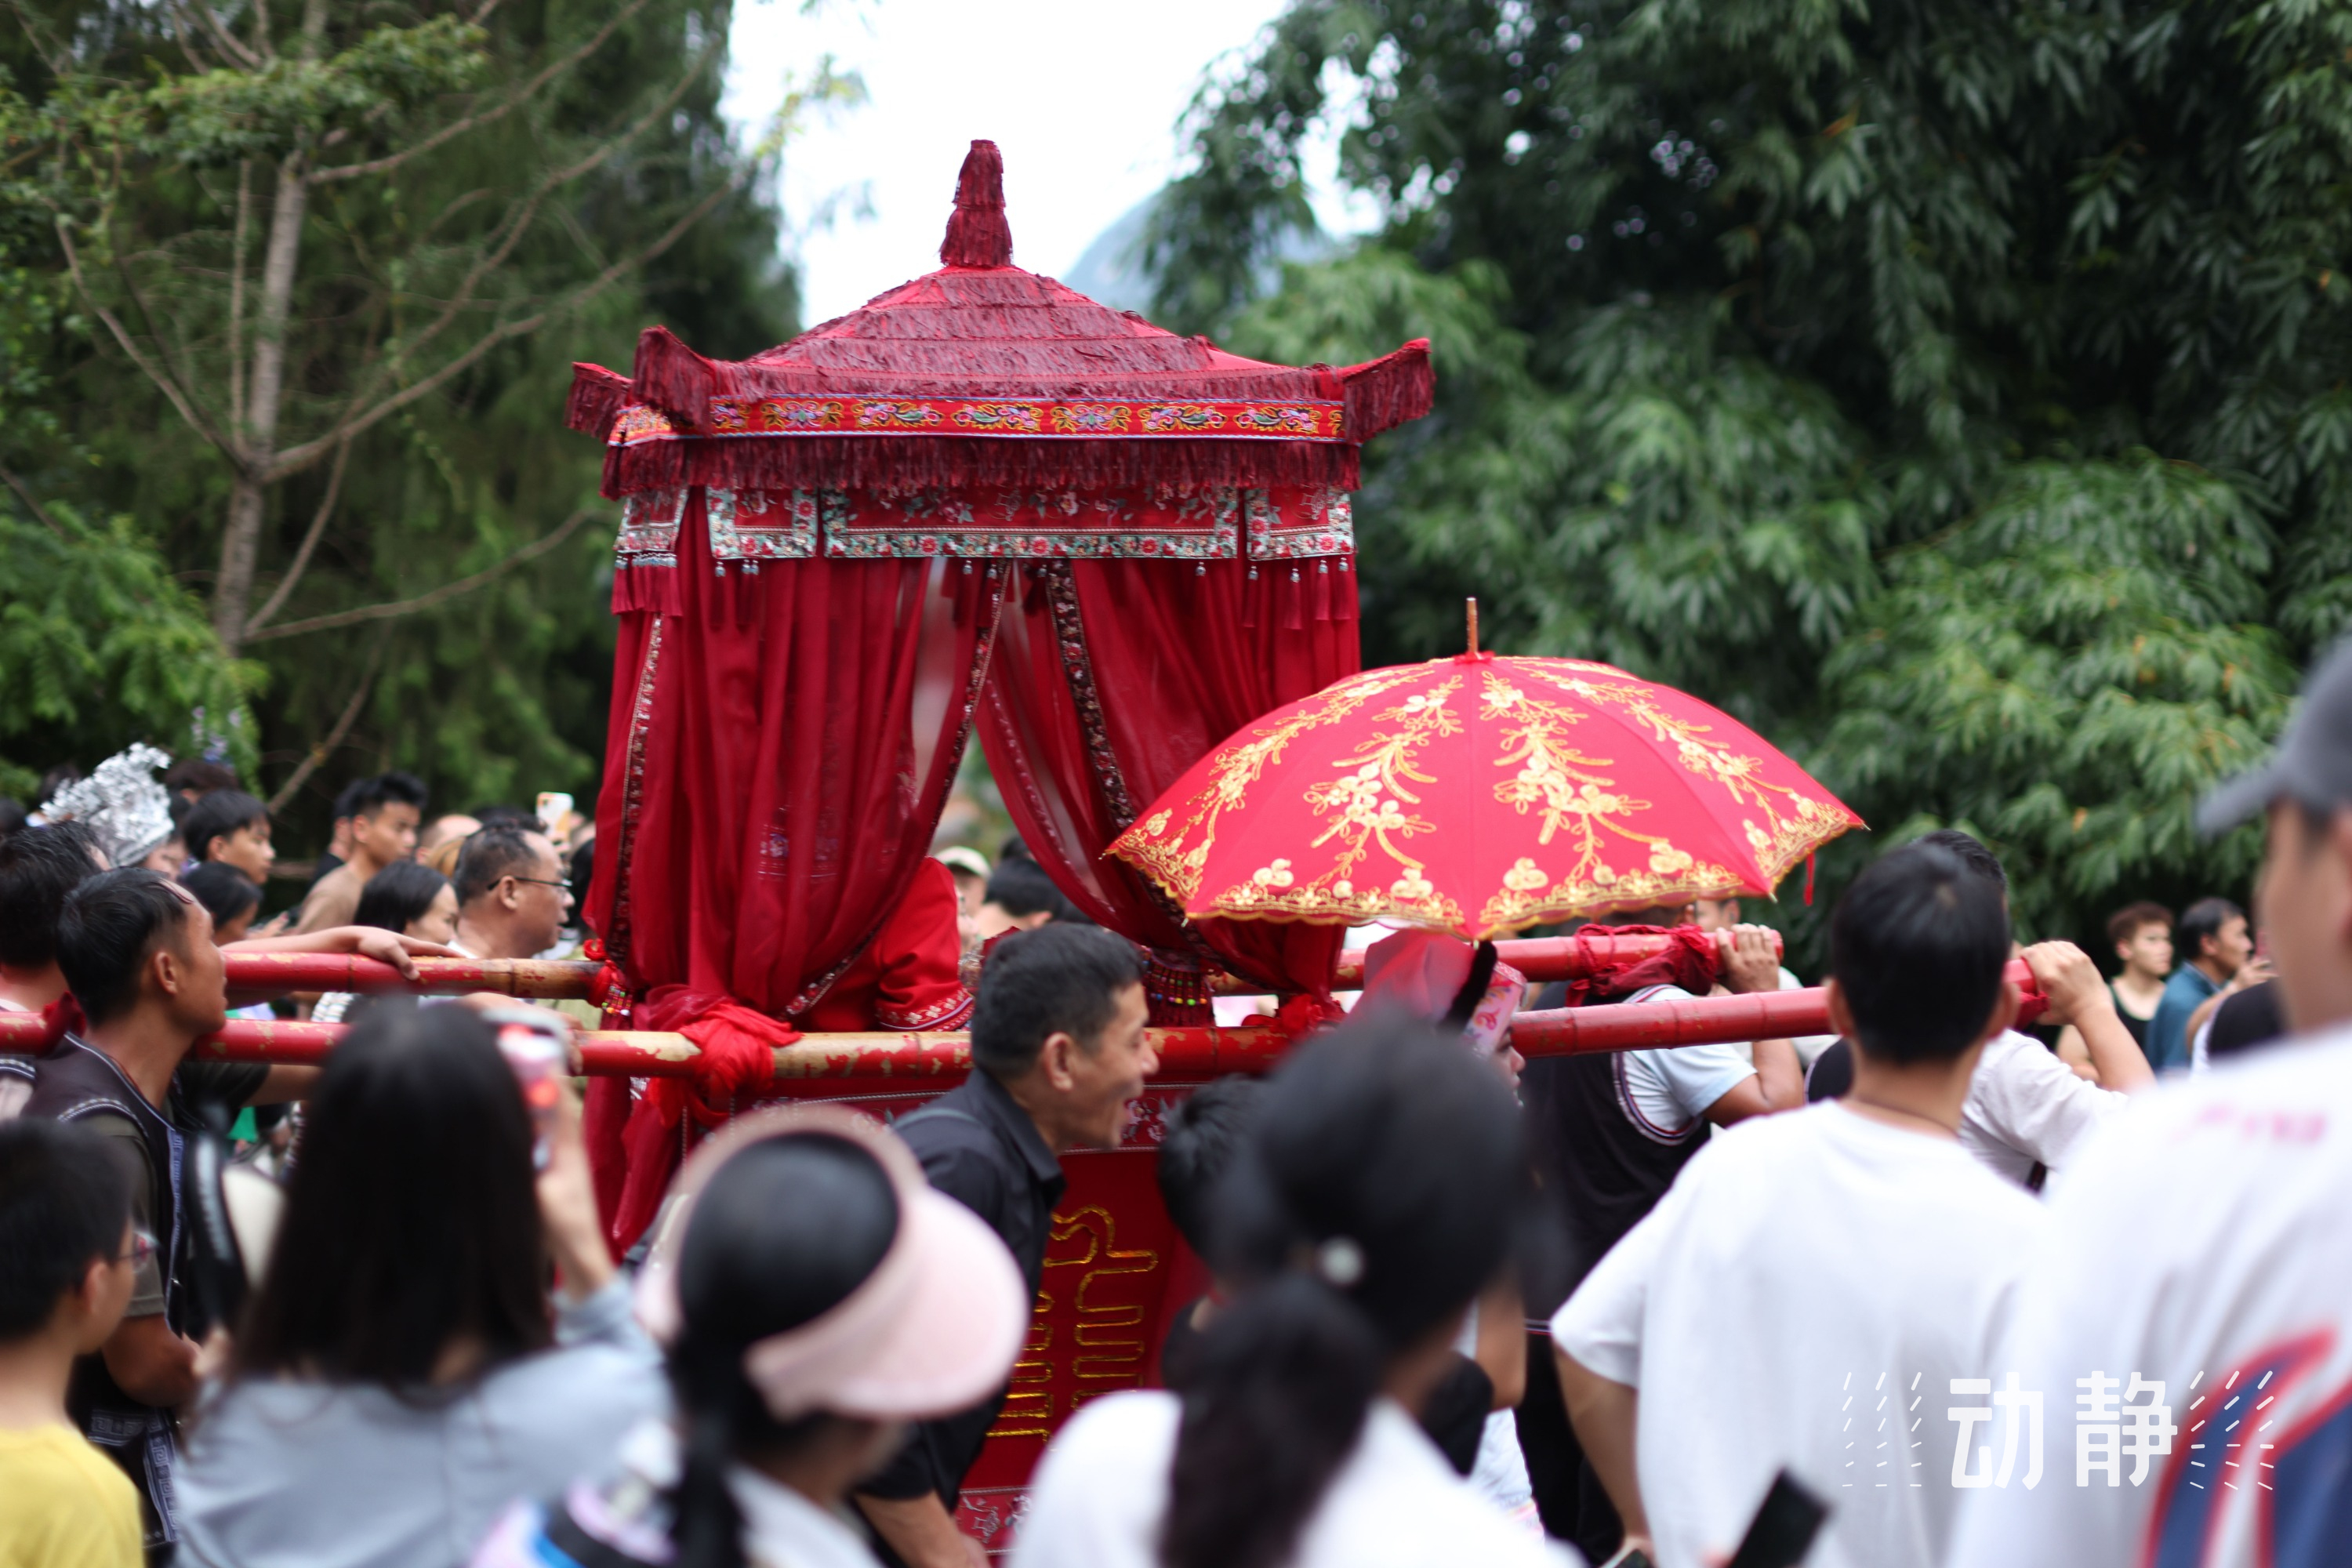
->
xmin=615 ymin=488 xmax=684 ymax=570
xmin=604 ymin=618 xmax=666 ymax=966
xmin=705 ymin=488 xmax=818 ymax=564
xmin=609 ymin=396 xmax=1348 ymax=446
xmin=1245 ymin=488 xmax=1355 ymax=561
xmin=613 ymin=485 xmax=1358 ymax=568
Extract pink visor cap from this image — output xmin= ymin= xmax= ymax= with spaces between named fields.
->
xmin=634 ymin=1104 xmax=1031 ymax=1424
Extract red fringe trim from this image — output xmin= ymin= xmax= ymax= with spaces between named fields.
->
xmin=1340 ymin=339 xmax=1434 ymax=440
xmin=600 ymin=437 xmax=1361 ymax=500
xmin=565 ymin=363 xmax=632 ymax=439
xmin=630 ymin=326 xmax=731 ymax=429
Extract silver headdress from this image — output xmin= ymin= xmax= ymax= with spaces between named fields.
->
xmin=41 ymin=744 xmax=176 ymax=869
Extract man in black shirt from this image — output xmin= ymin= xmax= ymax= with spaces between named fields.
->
xmin=855 ymin=924 xmax=1155 ymax=1568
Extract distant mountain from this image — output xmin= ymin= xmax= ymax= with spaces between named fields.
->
xmin=1058 ymin=191 xmax=1336 ymax=317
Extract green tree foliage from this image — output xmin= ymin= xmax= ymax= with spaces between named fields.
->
xmin=0 ymin=1 xmax=821 ymax=837
xmin=1153 ymin=0 xmax=2341 ymax=946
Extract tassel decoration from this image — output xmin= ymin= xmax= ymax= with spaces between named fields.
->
xmin=939 ymin=139 xmax=1014 ymax=269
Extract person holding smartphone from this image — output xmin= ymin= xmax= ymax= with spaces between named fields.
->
xmin=176 ymin=1006 xmax=665 ymax=1568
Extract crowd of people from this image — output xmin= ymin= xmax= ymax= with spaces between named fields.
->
xmin=0 ymin=635 xmax=2345 ymax=1568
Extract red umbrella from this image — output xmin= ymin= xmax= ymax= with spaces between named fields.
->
xmin=1110 ymin=648 xmax=1863 ymax=941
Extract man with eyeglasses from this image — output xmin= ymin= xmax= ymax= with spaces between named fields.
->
xmin=450 ymin=824 xmax=575 ymax=963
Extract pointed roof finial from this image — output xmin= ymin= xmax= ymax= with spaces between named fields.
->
xmin=940 ymin=139 xmax=1012 ymax=269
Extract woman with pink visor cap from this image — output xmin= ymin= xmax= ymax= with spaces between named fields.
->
xmin=474 ymin=1105 xmax=1029 ymax=1568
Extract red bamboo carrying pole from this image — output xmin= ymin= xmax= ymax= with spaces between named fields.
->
xmin=0 ymin=1014 xmax=1290 ymax=1085
xmin=1511 ymin=958 xmax=2045 ymax=1054
xmin=223 ymin=953 xmax=599 ymax=999
xmin=216 ymin=927 xmax=1781 ymax=1002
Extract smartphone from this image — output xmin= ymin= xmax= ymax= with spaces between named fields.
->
xmin=1725 ymin=1470 xmax=1830 ymax=1568
xmin=535 ymin=790 xmax=575 ymax=842
xmin=486 ymin=1007 xmax=568 ymax=1171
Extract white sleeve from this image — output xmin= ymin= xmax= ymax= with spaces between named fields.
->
xmin=1550 ymin=1184 xmax=1683 ymax=1388
xmin=1964 ymin=1031 xmax=2125 ymax=1171
xmin=1641 ymin=1040 xmax=1759 ymax=1123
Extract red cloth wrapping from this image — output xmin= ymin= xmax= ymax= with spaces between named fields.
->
xmin=37 ymin=995 xmax=84 ymax=1046
xmin=1557 ymin=924 xmax=1722 ymax=1004
xmin=606 ymin=995 xmax=802 ymax=1254
xmin=976 ymin=557 xmax=1359 ymax=1006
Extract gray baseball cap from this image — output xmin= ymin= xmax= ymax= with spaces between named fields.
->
xmin=2199 ymin=637 xmax=2352 ymax=834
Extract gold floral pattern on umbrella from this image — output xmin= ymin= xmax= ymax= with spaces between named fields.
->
xmin=1109 ymin=654 xmax=1864 ymax=941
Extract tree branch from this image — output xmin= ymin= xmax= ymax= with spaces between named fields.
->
xmin=53 ymin=216 xmax=234 ymax=461
xmin=168 ymin=0 xmax=262 ymax=68
xmin=0 ymin=461 xmax=70 ymax=543
xmin=243 ymin=435 xmax=351 ymax=636
xmin=267 ymin=637 xmax=383 ymax=814
xmin=308 ymin=0 xmax=654 ymax=186
xmin=325 ymin=29 xmax=724 ymax=426
xmin=268 ymin=162 xmax=744 ymax=480
xmin=242 ymin=508 xmax=593 ymax=642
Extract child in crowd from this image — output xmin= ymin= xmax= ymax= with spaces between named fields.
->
xmin=183 ymin=791 xmax=276 ymax=887
xmin=0 ymin=1118 xmax=144 ymax=1568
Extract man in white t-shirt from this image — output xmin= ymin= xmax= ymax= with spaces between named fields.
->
xmin=1552 ymin=842 xmax=2049 ymax=1568
xmin=1808 ymin=830 xmax=2157 ymax=1186
xmin=1952 ymin=638 xmax=2352 ymax=1568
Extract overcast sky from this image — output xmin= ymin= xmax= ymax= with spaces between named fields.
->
xmin=722 ymin=0 xmax=1369 ymax=327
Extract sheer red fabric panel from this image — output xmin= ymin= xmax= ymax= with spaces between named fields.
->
xmin=975 ymin=557 xmax=1359 ymax=996
xmin=583 ymin=495 xmax=998 ymax=1246
xmin=589 ymin=495 xmax=995 ymax=1014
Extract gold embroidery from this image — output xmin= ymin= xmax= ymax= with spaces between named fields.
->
xmin=1109 ymin=655 xmax=1861 ymax=939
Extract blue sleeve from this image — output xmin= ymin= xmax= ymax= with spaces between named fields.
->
xmin=2145 ymin=984 xmax=2194 ymax=1072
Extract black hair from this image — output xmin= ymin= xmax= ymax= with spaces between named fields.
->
xmin=2178 ymin=897 xmax=2246 ymax=962
xmin=968 ymin=924 xmax=1143 ymax=1079
xmin=354 ymin=860 xmax=452 ymax=935
xmin=232 ymin=1004 xmax=553 ymax=1385
xmin=0 ymin=822 xmax=103 ymax=970
xmin=56 ymin=869 xmax=196 ymax=1027
xmin=1163 ymin=1019 xmax=1525 ymax=1568
xmin=667 ymin=1133 xmax=901 ymax=1568
xmin=0 ymin=797 xmax=27 ymax=839
xmin=0 ymin=1117 xmax=133 ymax=1340
xmin=1911 ymin=828 xmax=2008 ymax=896
xmin=330 ymin=777 xmax=369 ymax=822
xmin=164 ymin=758 xmax=240 ymax=797
xmin=1156 ymin=1076 xmax=1265 ymax=1257
xmin=180 ymin=861 xmax=262 ymax=930
xmin=2105 ymin=902 xmax=2173 ymax=949
xmin=349 ymin=771 xmax=428 ymax=821
xmin=1831 ymin=844 xmax=2013 ymax=1064
xmin=568 ymin=837 xmax=595 ymax=910
xmin=982 ymin=855 xmax=1083 ymax=923
xmin=472 ymin=804 xmax=538 ymax=830
xmin=452 ymin=824 xmax=545 ymax=908
xmin=182 ymin=790 xmax=269 ymax=862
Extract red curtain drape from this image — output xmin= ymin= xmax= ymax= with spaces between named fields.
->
xmin=975 ymin=556 xmax=1360 ymax=1006
xmin=583 ymin=493 xmax=1002 ymax=1232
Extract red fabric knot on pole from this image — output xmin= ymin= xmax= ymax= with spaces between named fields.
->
xmin=940 ymin=139 xmax=1012 ymax=269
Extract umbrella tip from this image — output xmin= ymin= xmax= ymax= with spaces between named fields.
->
xmin=1467 ymin=597 xmax=1479 ymax=657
